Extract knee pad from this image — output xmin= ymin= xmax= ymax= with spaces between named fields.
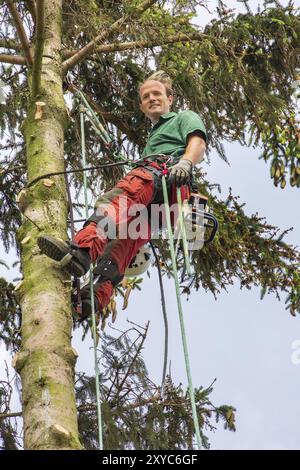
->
xmin=125 ymin=245 xmax=151 ymax=277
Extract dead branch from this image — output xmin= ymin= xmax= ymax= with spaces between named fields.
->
xmin=117 ymin=321 xmax=149 ymax=394
xmin=0 ymin=54 xmax=26 ymax=65
xmin=31 ymin=0 xmax=45 ymax=96
xmin=63 ymin=31 xmax=205 ymax=59
xmin=0 ymin=412 xmax=22 ymax=420
xmin=62 ymin=0 xmax=160 ymax=72
xmin=6 ymin=0 xmax=33 ymax=65
xmin=0 ymin=39 xmax=22 ymax=51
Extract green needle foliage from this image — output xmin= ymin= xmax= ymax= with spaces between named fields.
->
xmin=76 ymin=326 xmax=236 ymax=450
xmin=0 ymin=0 xmax=299 ymax=449
xmin=0 ymin=277 xmax=21 ymax=353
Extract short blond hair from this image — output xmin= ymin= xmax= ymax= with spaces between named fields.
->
xmin=139 ymin=70 xmax=173 ymax=98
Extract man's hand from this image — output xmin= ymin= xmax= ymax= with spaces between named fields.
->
xmin=168 ymin=159 xmax=193 ymax=186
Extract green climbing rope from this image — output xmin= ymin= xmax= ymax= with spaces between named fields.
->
xmin=76 ymin=89 xmax=127 ymax=163
xmin=162 ymin=175 xmax=202 ymax=450
xmin=77 ymin=90 xmax=112 ymax=145
xmin=80 ymin=108 xmax=104 ymax=450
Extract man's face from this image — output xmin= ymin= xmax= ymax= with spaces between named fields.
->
xmin=139 ymin=80 xmax=173 ymax=123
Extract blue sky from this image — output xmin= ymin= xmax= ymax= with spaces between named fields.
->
xmin=71 ymin=139 xmax=300 ymax=450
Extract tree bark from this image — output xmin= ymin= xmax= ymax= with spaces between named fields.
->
xmin=13 ymin=0 xmax=82 ymax=450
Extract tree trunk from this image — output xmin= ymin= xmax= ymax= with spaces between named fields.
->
xmin=13 ymin=0 xmax=82 ymax=450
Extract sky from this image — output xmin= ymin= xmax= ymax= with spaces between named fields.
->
xmin=73 ymin=139 xmax=300 ymax=450
xmin=1 ymin=0 xmax=300 ymax=451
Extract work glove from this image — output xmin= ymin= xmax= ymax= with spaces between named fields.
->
xmin=168 ymin=159 xmax=193 ymax=186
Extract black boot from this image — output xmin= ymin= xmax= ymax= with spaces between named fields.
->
xmin=71 ymin=257 xmax=123 ymax=322
xmin=38 ymin=235 xmax=91 ymax=277
xmin=72 ymin=285 xmax=101 ymax=322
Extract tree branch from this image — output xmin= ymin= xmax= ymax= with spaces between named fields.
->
xmin=63 ymin=31 xmax=205 ymax=59
xmin=0 ymin=54 xmax=26 ymax=65
xmin=6 ymin=0 xmax=33 ymax=66
xmin=31 ymin=0 xmax=45 ymax=97
xmin=77 ymin=395 xmax=160 ymax=415
xmin=77 ymin=394 xmax=194 ymax=415
xmin=0 ymin=39 xmax=22 ymax=51
xmin=117 ymin=321 xmax=149 ymax=394
xmin=62 ymin=0 xmax=159 ymax=72
xmin=0 ymin=412 xmax=22 ymax=420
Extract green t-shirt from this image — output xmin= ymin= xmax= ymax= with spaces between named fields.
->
xmin=142 ymin=110 xmax=206 ymax=162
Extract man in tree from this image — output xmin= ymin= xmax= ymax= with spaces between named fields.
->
xmin=38 ymin=71 xmax=207 ymax=321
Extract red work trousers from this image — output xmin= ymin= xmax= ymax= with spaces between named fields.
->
xmin=74 ymin=166 xmax=189 ymax=309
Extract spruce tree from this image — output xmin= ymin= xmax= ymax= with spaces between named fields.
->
xmin=0 ymin=0 xmax=299 ymax=449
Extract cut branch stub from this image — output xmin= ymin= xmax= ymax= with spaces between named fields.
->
xmin=16 ymin=188 xmax=29 ymax=213
xmin=42 ymin=178 xmax=55 ymax=188
xmin=12 ymin=350 xmax=29 ymax=373
xmin=34 ymin=101 xmax=46 ymax=120
xmin=21 ymin=235 xmax=31 ymax=245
